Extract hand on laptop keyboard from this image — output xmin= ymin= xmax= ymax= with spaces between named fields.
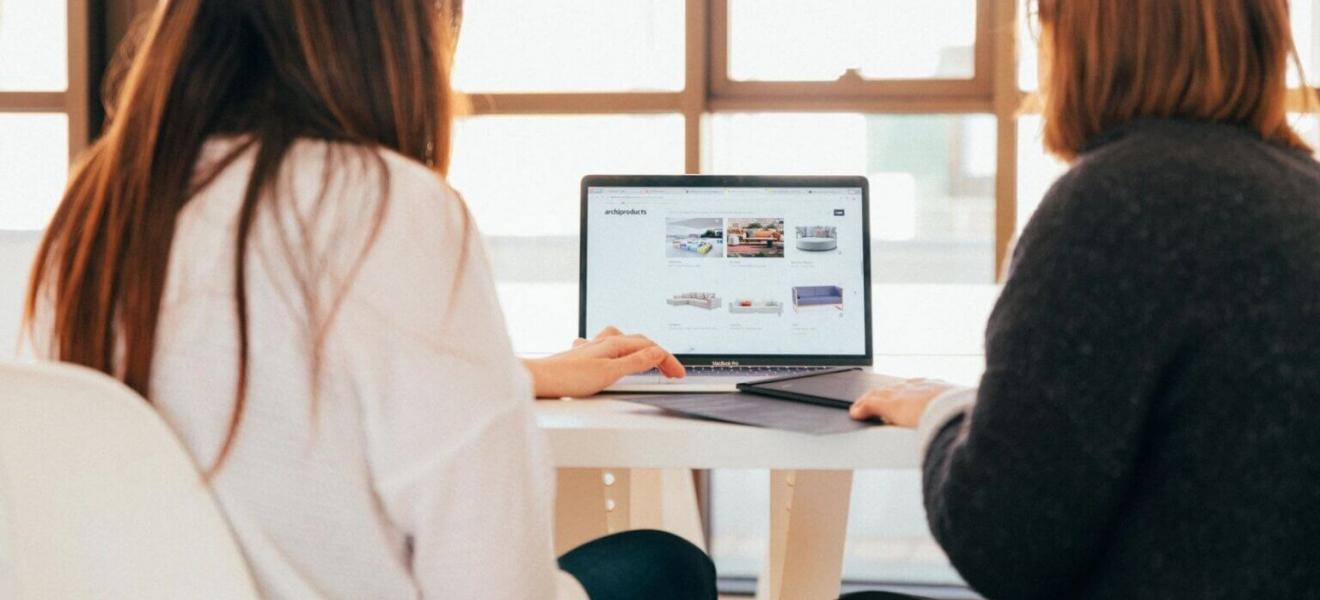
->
xmin=523 ymin=326 xmax=686 ymax=398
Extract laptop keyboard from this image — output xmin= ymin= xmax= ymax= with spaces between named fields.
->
xmin=649 ymin=365 xmax=834 ymax=377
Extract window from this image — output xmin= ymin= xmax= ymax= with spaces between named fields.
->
xmin=725 ymin=0 xmax=980 ymax=82
xmin=0 ymin=114 xmax=69 ymax=229
xmin=450 ymin=115 xmax=685 ymax=238
xmin=707 ymin=113 xmax=998 ymax=283
xmin=1293 ymin=0 xmax=1319 ymax=87
xmin=0 ymin=0 xmax=89 ymax=230
xmin=714 ymin=0 xmax=992 ymax=102
xmin=452 ymin=1 xmax=684 ymax=92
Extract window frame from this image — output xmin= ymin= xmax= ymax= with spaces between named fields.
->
xmin=4 ymin=0 xmax=1316 ymax=268
xmin=462 ymin=0 xmax=1023 ymax=276
xmin=461 ymin=1 xmax=1320 ymax=281
xmin=708 ymin=0 xmax=996 ymax=102
xmin=0 ymin=0 xmax=91 ymax=161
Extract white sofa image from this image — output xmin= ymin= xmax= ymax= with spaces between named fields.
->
xmin=795 ymin=226 xmax=838 ymax=251
xmin=667 ymin=292 xmax=722 ymax=310
xmin=729 ymin=299 xmax=784 ymax=315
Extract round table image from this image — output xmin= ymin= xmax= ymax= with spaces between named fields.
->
xmin=796 ymin=237 xmax=838 ymax=251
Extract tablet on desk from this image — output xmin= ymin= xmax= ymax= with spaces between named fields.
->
xmin=738 ymin=368 xmax=905 ymax=409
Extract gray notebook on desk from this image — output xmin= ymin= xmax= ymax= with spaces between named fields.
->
xmin=737 ymin=368 xmax=905 ymax=409
xmin=626 ymin=393 xmax=876 ymax=435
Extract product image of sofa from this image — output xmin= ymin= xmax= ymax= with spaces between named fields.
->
xmin=729 ymin=299 xmax=784 ymax=315
xmin=726 ymin=221 xmax=787 ymax=258
xmin=795 ymin=226 xmax=838 ymax=251
xmin=667 ymin=292 xmax=722 ymax=310
xmin=672 ymin=238 xmax=717 ymax=256
xmin=792 ymin=286 xmax=843 ymax=310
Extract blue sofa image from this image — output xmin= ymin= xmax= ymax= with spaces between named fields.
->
xmin=792 ymin=286 xmax=843 ymax=309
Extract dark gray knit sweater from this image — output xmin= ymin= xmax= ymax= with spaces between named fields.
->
xmin=925 ymin=119 xmax=1320 ymax=599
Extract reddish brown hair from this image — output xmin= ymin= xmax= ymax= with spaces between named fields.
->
xmin=1037 ymin=0 xmax=1314 ymax=160
xmin=26 ymin=0 xmax=462 ymax=474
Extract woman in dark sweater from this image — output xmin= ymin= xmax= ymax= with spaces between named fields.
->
xmin=847 ymin=1 xmax=1320 ymax=599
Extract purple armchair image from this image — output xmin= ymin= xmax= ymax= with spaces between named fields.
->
xmin=792 ymin=286 xmax=843 ymax=311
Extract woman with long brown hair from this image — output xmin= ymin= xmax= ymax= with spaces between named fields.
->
xmin=847 ymin=0 xmax=1320 ymax=598
xmin=24 ymin=1 xmax=710 ymax=598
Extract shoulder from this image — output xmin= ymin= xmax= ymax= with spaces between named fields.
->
xmin=1033 ymin=123 xmax=1270 ymax=236
xmin=373 ymin=145 xmax=465 ymax=208
xmin=243 ymin=139 xmax=481 ymax=297
xmin=1057 ymin=120 xmax=1317 ymax=207
xmin=282 ymin=139 xmax=465 ymax=216
xmin=1010 ymin=128 xmax=1201 ymax=276
xmin=1016 ymin=121 xmax=1320 ymax=280
xmin=278 ymin=140 xmax=475 ymax=265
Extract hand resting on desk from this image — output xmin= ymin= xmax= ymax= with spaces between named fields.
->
xmin=523 ymin=326 xmax=686 ymax=398
xmin=849 ymin=378 xmax=954 ymax=428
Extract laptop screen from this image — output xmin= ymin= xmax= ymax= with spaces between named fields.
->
xmin=581 ymin=176 xmax=871 ymax=363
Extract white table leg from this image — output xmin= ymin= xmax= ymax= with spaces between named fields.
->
xmin=626 ymin=468 xmax=707 ymax=550
xmin=554 ymin=468 xmax=706 ymax=555
xmin=554 ymin=468 xmax=611 ymax=556
xmin=757 ymin=469 xmax=854 ymax=600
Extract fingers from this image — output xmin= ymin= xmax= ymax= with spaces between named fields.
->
xmin=849 ymin=379 xmax=949 ymax=427
xmin=599 ymin=334 xmax=661 ymax=357
xmin=599 ymin=335 xmax=685 ymax=378
xmin=610 ymin=346 xmax=671 ymax=379
xmin=656 ymin=352 xmax=686 ymax=379
xmin=585 ymin=328 xmax=686 ymax=379
xmin=572 ymin=325 xmax=621 ymax=348
xmin=848 ymin=389 xmax=892 ymax=422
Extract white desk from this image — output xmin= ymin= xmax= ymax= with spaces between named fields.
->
xmin=536 ymin=398 xmax=922 ymax=600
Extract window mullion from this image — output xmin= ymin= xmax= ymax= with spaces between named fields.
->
xmin=992 ymin=0 xmax=1021 ymax=279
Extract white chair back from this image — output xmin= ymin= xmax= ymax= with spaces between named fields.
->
xmin=0 ymin=361 xmax=258 ymax=599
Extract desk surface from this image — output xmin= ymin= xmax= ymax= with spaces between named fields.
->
xmin=535 ymin=398 xmax=921 ymax=470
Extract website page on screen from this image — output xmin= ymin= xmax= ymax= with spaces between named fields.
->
xmin=585 ymin=186 xmax=867 ymax=356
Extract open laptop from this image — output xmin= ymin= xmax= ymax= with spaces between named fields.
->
xmin=580 ymin=175 xmax=873 ymax=392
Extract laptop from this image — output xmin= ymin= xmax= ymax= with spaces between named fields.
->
xmin=580 ymin=175 xmax=873 ymax=392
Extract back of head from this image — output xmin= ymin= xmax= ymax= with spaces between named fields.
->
xmin=1037 ymin=0 xmax=1313 ymax=160
xmin=26 ymin=0 xmax=463 ymax=473
xmin=120 ymin=0 xmax=456 ymax=169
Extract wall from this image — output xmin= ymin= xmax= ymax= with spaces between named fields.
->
xmin=0 ymin=232 xmax=38 ymax=355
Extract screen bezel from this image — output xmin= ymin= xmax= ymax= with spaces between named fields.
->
xmin=579 ymin=174 xmax=873 ymax=367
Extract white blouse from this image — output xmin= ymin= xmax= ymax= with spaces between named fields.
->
xmin=118 ymin=139 xmax=578 ymax=598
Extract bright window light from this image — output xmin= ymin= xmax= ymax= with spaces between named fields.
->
xmin=1016 ymin=115 xmax=1068 ymax=234
xmin=1292 ymin=0 xmax=1318 ymax=87
xmin=452 ymin=0 xmax=684 ymax=92
xmin=449 ymin=114 xmax=684 ymax=238
xmin=729 ymin=0 xmax=978 ymax=81
xmin=0 ymin=0 xmax=68 ymax=91
xmin=0 ymin=113 xmax=67 ymax=230
xmin=709 ymin=113 xmax=997 ymax=283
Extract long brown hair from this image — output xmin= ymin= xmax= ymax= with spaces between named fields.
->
xmin=25 ymin=0 xmax=461 ymax=473
xmin=1036 ymin=0 xmax=1314 ymax=160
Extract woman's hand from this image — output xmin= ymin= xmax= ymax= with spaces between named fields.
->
xmin=849 ymin=378 xmax=953 ymax=428
xmin=523 ymin=326 xmax=686 ymax=398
